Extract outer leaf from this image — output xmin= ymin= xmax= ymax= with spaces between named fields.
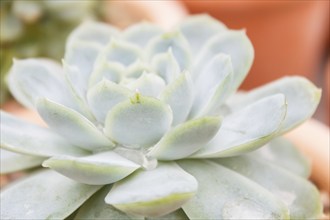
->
xmin=43 ymin=151 xmax=140 ymax=185
xmin=87 ymin=80 xmax=132 ymax=123
xmin=0 ymin=170 xmax=101 ymax=219
xmin=151 ymin=49 xmax=181 ymax=84
xmin=7 ymin=58 xmax=78 ymax=110
xmin=179 ymin=14 xmax=227 ymax=53
xmin=127 ymin=73 xmax=166 ymax=97
xmin=249 ymin=137 xmax=311 ymax=178
xmin=105 ymin=162 xmax=198 ymax=217
xmin=227 ymin=76 xmax=321 ymax=133
xmin=104 ymin=95 xmax=172 ymax=148
xmin=160 ymin=71 xmax=194 ymax=125
xmin=148 ymin=117 xmax=221 ymax=160
xmin=0 ymin=111 xmax=87 ymax=157
xmin=74 ymin=186 xmax=143 ymax=220
xmin=0 ymin=149 xmax=45 ymax=174
xmin=192 ymin=94 xmax=286 ymax=158
xmin=147 ymin=31 xmax=191 ymax=70
xmin=123 ymin=22 xmax=163 ymax=48
xmin=190 ymin=53 xmax=233 ymax=118
xmin=37 ymin=98 xmax=114 ymax=152
xmin=193 ymin=30 xmax=254 ymax=92
xmin=66 ymin=21 xmax=118 ymax=47
xmin=178 ymin=160 xmax=289 ymax=219
xmin=215 ymin=155 xmax=323 ymax=219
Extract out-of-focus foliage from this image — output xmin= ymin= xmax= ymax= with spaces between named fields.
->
xmin=0 ymin=0 xmax=104 ymax=104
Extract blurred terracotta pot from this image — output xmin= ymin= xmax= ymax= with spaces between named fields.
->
xmin=183 ymin=0 xmax=329 ymax=90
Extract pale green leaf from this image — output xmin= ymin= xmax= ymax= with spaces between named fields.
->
xmin=67 ymin=21 xmax=118 ymax=47
xmin=193 ymin=30 xmax=254 ymax=92
xmin=123 ymin=22 xmax=163 ymax=48
xmin=98 ymin=40 xmax=142 ymax=66
xmin=0 ymin=170 xmax=101 ymax=219
xmin=148 ymin=117 xmax=221 ymax=160
xmin=146 ymin=209 xmax=189 ymax=220
xmin=147 ymin=31 xmax=191 ymax=70
xmin=0 ymin=149 xmax=45 ymax=174
xmin=249 ymin=137 xmax=311 ymax=178
xmin=160 ymin=71 xmax=194 ymax=125
xmin=88 ymin=61 xmax=124 ymax=87
xmin=179 ymin=14 xmax=227 ymax=53
xmin=189 ymin=53 xmax=233 ymax=118
xmin=126 ymin=73 xmax=166 ymax=97
xmin=151 ymin=49 xmax=181 ymax=84
xmin=64 ymin=41 xmax=102 ymax=93
xmin=178 ymin=160 xmax=289 ymax=219
xmin=125 ymin=59 xmax=151 ymax=78
xmin=0 ymin=111 xmax=87 ymax=157
xmin=87 ymin=80 xmax=132 ymax=123
xmin=105 ymin=162 xmax=198 ymax=217
xmin=104 ymin=95 xmax=172 ymax=148
xmin=74 ymin=186 xmax=143 ymax=220
xmin=36 ymin=98 xmax=114 ymax=152
xmin=7 ymin=58 xmax=78 ymax=110
xmin=192 ymin=94 xmax=286 ymax=158
xmin=43 ymin=151 xmax=140 ymax=185
xmin=227 ymin=76 xmax=321 ymax=133
xmin=215 ymin=155 xmax=323 ymax=219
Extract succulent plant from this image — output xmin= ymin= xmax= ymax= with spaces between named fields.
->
xmin=0 ymin=15 xmax=323 ymax=219
xmin=0 ymin=0 xmax=100 ymax=104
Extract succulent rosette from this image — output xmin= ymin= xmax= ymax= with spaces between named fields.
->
xmin=0 ymin=15 xmax=323 ymax=219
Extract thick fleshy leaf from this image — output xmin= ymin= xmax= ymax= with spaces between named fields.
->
xmin=0 ymin=170 xmax=101 ymax=219
xmin=146 ymin=209 xmax=189 ymax=220
xmin=179 ymin=14 xmax=227 ymax=53
xmin=105 ymin=162 xmax=198 ymax=217
xmin=74 ymin=186 xmax=143 ymax=220
xmin=98 ymin=40 xmax=142 ymax=66
xmin=147 ymin=31 xmax=191 ymax=70
xmin=127 ymin=73 xmax=166 ymax=97
xmin=88 ymin=61 xmax=124 ymax=87
xmin=7 ymin=58 xmax=78 ymax=110
xmin=148 ymin=117 xmax=221 ymax=160
xmin=87 ymin=80 xmax=132 ymax=123
xmin=43 ymin=151 xmax=140 ymax=185
xmin=151 ymin=49 xmax=181 ymax=84
xmin=190 ymin=53 xmax=233 ymax=118
xmin=62 ymin=62 xmax=95 ymax=120
xmin=123 ymin=22 xmax=163 ymax=47
xmin=36 ymin=98 xmax=114 ymax=152
xmin=178 ymin=160 xmax=289 ymax=219
xmin=0 ymin=149 xmax=45 ymax=174
xmin=193 ymin=30 xmax=254 ymax=92
xmin=104 ymin=95 xmax=172 ymax=148
xmin=249 ymin=137 xmax=311 ymax=178
xmin=0 ymin=111 xmax=87 ymax=157
xmin=66 ymin=21 xmax=118 ymax=47
xmin=192 ymin=94 xmax=286 ymax=158
xmin=227 ymin=76 xmax=321 ymax=133
xmin=126 ymin=59 xmax=151 ymax=78
xmin=64 ymin=41 xmax=102 ymax=95
xmin=215 ymin=155 xmax=323 ymax=219
xmin=160 ymin=71 xmax=194 ymax=125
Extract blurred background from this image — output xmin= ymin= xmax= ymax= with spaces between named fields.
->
xmin=0 ymin=0 xmax=329 ymax=126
